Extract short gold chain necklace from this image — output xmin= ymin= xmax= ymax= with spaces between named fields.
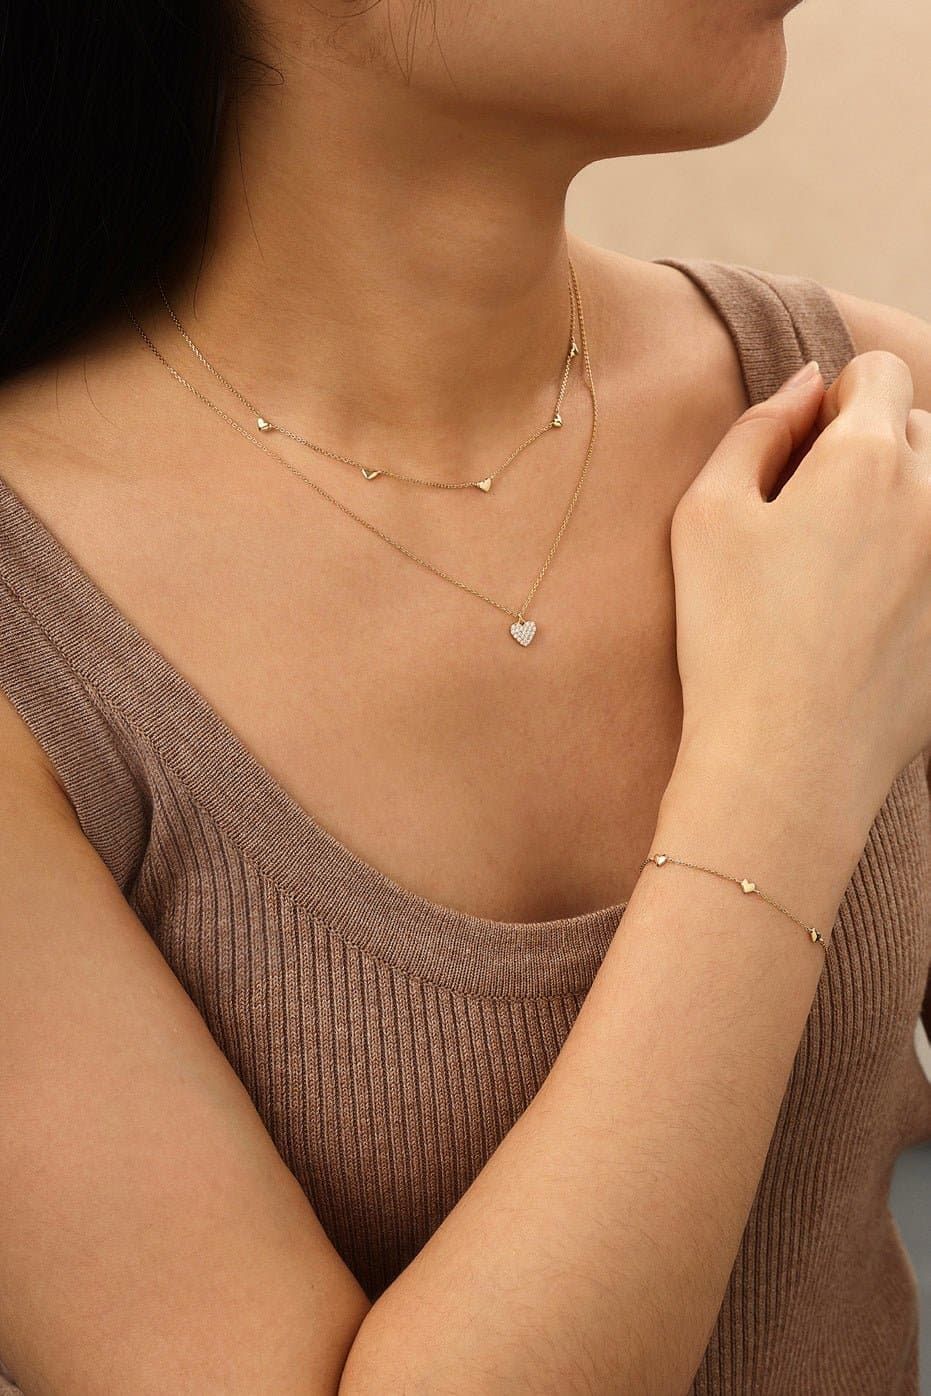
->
xmin=122 ymin=254 xmax=598 ymax=647
xmin=155 ymin=268 xmax=581 ymax=494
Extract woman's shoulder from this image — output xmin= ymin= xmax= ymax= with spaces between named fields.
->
xmin=633 ymin=245 xmax=931 ymax=408
xmin=0 ymin=349 xmax=154 ymax=898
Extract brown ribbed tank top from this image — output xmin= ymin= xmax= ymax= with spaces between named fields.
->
xmin=1 ymin=259 xmax=929 ymax=1396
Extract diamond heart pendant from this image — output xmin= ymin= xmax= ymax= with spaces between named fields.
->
xmin=509 ymin=618 xmax=537 ymax=646
xmin=740 ymin=879 xmax=756 ymax=894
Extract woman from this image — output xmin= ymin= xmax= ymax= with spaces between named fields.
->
xmin=0 ymin=2 xmax=928 ymax=1392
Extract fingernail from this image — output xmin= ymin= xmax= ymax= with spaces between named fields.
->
xmin=779 ymin=360 xmax=821 ymax=391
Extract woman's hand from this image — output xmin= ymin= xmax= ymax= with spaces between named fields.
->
xmin=668 ymin=350 xmax=931 ymax=831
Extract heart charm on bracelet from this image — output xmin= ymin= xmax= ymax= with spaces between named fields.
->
xmin=509 ymin=618 xmax=537 ymax=647
xmin=740 ymin=879 xmax=757 ymax=894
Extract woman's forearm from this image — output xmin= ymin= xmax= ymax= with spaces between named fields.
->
xmin=338 ymin=743 xmax=875 ymax=1396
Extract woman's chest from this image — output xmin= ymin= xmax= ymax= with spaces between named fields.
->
xmin=86 ymin=435 xmax=692 ymax=922
xmin=191 ymin=525 xmax=686 ymax=923
xmin=296 ymin=600 xmax=683 ymax=923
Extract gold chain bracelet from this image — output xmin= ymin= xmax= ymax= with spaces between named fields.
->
xmin=638 ymin=853 xmax=827 ymax=951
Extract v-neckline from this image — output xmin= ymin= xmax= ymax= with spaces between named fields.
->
xmin=0 ymin=257 xmax=811 ymax=997
xmin=0 ymin=468 xmax=635 ymax=997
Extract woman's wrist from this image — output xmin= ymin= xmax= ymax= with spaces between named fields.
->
xmin=654 ymin=738 xmax=876 ymax=947
xmin=666 ymin=728 xmax=880 ymax=841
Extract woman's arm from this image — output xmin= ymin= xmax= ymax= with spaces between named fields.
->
xmin=0 ymin=693 xmax=370 ymax=1395
xmin=338 ymin=751 xmax=868 ymax=1396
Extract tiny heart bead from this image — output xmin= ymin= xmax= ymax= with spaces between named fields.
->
xmin=740 ymin=879 xmax=756 ymax=894
xmin=256 ymin=417 xmax=271 ymax=431
xmin=654 ymin=854 xmax=668 ymax=865
xmin=360 ymin=468 xmax=381 ymax=480
xmin=475 ymin=477 xmax=493 ymax=492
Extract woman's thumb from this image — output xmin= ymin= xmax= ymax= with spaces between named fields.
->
xmin=696 ymin=360 xmax=825 ymax=502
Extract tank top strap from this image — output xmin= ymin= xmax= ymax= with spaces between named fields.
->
xmin=0 ymin=479 xmax=150 ymax=894
xmin=654 ymin=257 xmax=858 ymax=403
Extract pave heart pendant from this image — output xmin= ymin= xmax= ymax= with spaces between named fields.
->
xmin=360 ymin=468 xmax=381 ymax=480
xmin=509 ymin=618 xmax=537 ymax=647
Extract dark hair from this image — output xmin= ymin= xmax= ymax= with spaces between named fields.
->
xmin=0 ymin=2 xmax=267 ymax=382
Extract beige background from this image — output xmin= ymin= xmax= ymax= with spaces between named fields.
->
xmin=567 ymin=0 xmax=931 ymax=321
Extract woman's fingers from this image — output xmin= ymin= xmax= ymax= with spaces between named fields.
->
xmin=775 ymin=349 xmax=924 ymax=503
xmin=815 ymin=348 xmax=915 ymax=441
xmin=683 ymin=362 xmax=825 ymax=504
xmin=906 ymin=406 xmax=931 ymax=455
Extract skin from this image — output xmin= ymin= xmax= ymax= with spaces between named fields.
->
xmin=0 ymin=0 xmax=929 ymax=1391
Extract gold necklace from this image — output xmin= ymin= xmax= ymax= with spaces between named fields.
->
xmin=155 ymin=267 xmax=581 ymax=495
xmin=122 ymin=254 xmax=598 ymax=648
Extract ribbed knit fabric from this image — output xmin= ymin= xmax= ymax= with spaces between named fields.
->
xmin=0 ymin=259 xmax=929 ymax=1395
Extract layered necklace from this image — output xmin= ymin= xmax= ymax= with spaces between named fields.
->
xmin=123 ymin=252 xmax=598 ymax=647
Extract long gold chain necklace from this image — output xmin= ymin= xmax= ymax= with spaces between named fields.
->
xmin=155 ymin=267 xmax=581 ymax=494
xmin=122 ymin=254 xmax=598 ymax=647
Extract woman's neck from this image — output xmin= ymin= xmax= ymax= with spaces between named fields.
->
xmin=153 ymin=34 xmax=602 ymax=479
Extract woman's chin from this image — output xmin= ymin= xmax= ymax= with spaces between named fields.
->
xmin=595 ymin=23 xmax=789 ymax=157
xmin=695 ymin=27 xmax=789 ymax=148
